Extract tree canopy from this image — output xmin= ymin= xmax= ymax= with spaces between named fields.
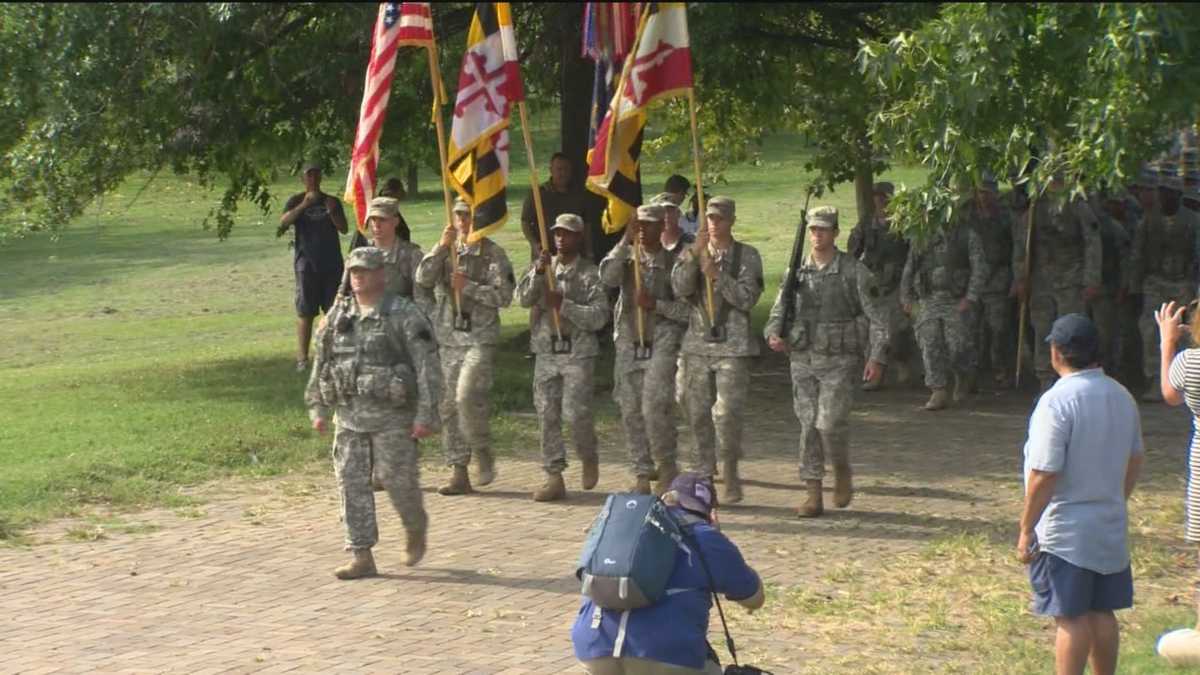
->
xmin=3 ymin=3 xmax=1199 ymax=242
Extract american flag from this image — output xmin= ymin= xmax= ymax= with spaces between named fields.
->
xmin=344 ymin=3 xmax=436 ymax=230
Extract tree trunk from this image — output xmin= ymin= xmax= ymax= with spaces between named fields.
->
xmin=854 ymin=163 xmax=874 ymax=227
xmin=406 ymin=162 xmax=419 ymax=199
xmin=558 ymin=2 xmax=593 ymax=191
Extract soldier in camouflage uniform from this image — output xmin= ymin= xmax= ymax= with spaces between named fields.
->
xmin=517 ymin=213 xmax=610 ymax=502
xmin=1131 ymin=174 xmax=1198 ymax=401
xmin=305 ymin=247 xmax=442 ymax=579
xmin=765 ymin=206 xmax=888 ymax=517
xmin=599 ymin=204 xmax=690 ymax=495
xmin=963 ymin=176 xmax=1015 ymax=388
xmin=1011 ymin=176 xmax=1103 ymax=392
xmin=672 ymin=196 xmax=764 ymax=504
xmin=415 ymin=198 xmax=515 ymax=495
xmin=900 ymin=217 xmax=988 ymax=410
xmin=847 ymin=182 xmax=915 ymax=390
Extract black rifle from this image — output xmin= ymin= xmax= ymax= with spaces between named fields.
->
xmin=779 ymin=190 xmax=814 ymax=337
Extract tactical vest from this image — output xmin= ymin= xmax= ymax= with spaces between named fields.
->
xmin=917 ymin=228 xmax=971 ymax=298
xmin=860 ymin=220 xmax=908 ymax=293
xmin=791 ymin=254 xmax=861 ymax=355
xmin=1032 ymin=200 xmax=1086 ymax=269
xmin=1145 ymin=212 xmax=1197 ymax=282
xmin=321 ymin=297 xmax=414 ymax=407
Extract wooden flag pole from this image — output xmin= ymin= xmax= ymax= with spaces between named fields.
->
xmin=517 ymin=100 xmax=563 ymax=339
xmin=686 ymin=88 xmax=716 ymax=324
xmin=1015 ymin=184 xmax=1036 ymax=388
xmin=632 ymin=231 xmax=646 ymax=348
xmin=425 ymin=45 xmax=463 ymax=318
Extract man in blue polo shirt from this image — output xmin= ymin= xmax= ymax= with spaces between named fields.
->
xmin=571 ymin=473 xmax=764 ymax=674
xmin=1017 ymin=313 xmax=1144 ymax=675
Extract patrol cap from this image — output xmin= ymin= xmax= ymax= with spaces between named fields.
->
xmin=873 ymin=181 xmax=895 ymax=196
xmin=302 ymin=161 xmax=322 ymax=174
xmin=808 ymin=205 xmax=838 ymax=229
xmin=367 ymin=196 xmax=400 ymax=220
xmin=705 ymin=196 xmax=735 ymax=220
xmin=346 ymin=246 xmax=385 ymax=271
xmin=651 ymin=192 xmax=682 ymax=211
xmin=551 ymin=213 xmax=585 ymax=233
xmin=636 ymin=203 xmax=666 ymax=222
xmin=452 ymin=197 xmax=471 ymax=214
xmin=1044 ymin=313 xmax=1099 ymax=357
xmin=669 ymin=472 xmax=717 ymax=517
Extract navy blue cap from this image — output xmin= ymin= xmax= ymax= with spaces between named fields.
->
xmin=669 ymin=472 xmax=717 ymax=516
xmin=1044 ymin=313 xmax=1099 ymax=353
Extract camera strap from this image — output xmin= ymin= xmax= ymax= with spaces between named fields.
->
xmin=680 ymin=524 xmax=740 ymax=669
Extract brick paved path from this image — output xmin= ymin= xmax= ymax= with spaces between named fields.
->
xmin=1 ymin=361 xmax=1189 ymax=674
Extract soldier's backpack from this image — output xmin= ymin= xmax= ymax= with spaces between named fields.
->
xmin=575 ymin=493 xmax=683 ymax=610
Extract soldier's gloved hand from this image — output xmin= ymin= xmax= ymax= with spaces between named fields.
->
xmin=535 ymin=249 xmax=551 ymax=274
xmin=1082 ymin=285 xmax=1101 ymax=302
xmin=767 ymin=335 xmax=788 ymax=353
xmin=411 ymin=423 xmax=435 ymax=440
xmin=312 ymin=417 xmax=329 ymax=434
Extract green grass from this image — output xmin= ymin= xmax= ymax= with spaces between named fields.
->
xmin=1 ymin=114 xmax=897 ymax=533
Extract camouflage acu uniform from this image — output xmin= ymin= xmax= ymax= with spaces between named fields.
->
xmin=599 ymin=240 xmax=689 ymax=478
xmin=1012 ymin=194 xmax=1103 ymax=385
xmin=672 ymin=240 xmax=765 ymax=477
xmin=964 ymin=199 xmax=1015 ymax=380
xmin=415 ymin=237 xmax=515 ymax=468
xmin=380 ymin=238 xmax=434 ymax=313
xmin=847 ymin=216 xmax=915 ymax=375
xmin=1131 ymin=201 xmax=1198 ymax=387
xmin=305 ymin=293 xmax=442 ymax=551
xmin=901 ymin=224 xmax=988 ymax=390
xmin=517 ymin=255 xmax=610 ymax=474
xmin=765 ymin=250 xmax=889 ymax=481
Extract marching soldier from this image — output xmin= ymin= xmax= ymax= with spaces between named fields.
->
xmin=847 ymin=182 xmax=915 ymax=390
xmin=900 ymin=216 xmax=988 ymax=410
xmin=599 ymin=204 xmax=690 ymax=495
xmin=672 ymin=196 xmax=765 ymax=503
xmin=765 ymin=206 xmax=888 ymax=517
xmin=305 ymin=247 xmax=442 ymax=579
xmin=1011 ymin=175 xmax=1103 ymax=392
xmin=1131 ymin=173 xmax=1198 ymax=401
xmin=517 ymin=213 xmax=610 ymax=501
xmin=965 ymin=175 xmax=1016 ymax=388
xmin=415 ymin=198 xmax=515 ymax=495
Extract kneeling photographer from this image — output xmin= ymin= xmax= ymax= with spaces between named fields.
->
xmin=571 ymin=473 xmax=766 ymax=675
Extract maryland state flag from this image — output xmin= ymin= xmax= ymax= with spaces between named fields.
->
xmin=447 ymin=2 xmax=524 ymax=243
xmin=587 ymin=3 xmax=693 ymax=234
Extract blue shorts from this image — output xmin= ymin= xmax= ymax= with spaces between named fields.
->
xmin=1028 ymin=552 xmax=1133 ymax=617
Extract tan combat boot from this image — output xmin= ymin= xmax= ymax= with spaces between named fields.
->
xmin=798 ymin=480 xmax=824 ymax=518
xmin=924 ymin=388 xmax=949 ymax=411
xmin=475 ymin=449 xmax=496 ymax=487
xmin=405 ymin=529 xmax=426 ymax=567
xmin=437 ymin=465 xmax=473 ymax=496
xmin=533 ymin=472 xmax=567 ymax=502
xmin=833 ymin=462 xmax=853 ymax=508
xmin=334 ymin=549 xmax=377 ymax=580
xmin=722 ymin=459 xmax=743 ymax=504
xmin=654 ymin=461 xmax=680 ymax=496
xmin=581 ymin=457 xmax=600 ymax=491
xmin=630 ymin=476 xmax=652 ymax=495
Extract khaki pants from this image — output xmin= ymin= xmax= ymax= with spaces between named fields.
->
xmin=582 ymin=656 xmax=723 ymax=675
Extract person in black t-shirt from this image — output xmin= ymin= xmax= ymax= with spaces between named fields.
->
xmin=278 ymin=162 xmax=349 ymax=372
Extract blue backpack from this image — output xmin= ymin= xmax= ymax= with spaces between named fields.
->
xmin=575 ymin=493 xmax=684 ymax=609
